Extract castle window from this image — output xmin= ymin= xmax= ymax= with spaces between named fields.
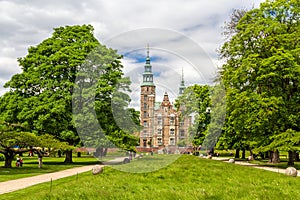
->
xmin=144 ymin=111 xmax=147 ymax=118
xmin=143 ymin=139 xmax=147 ymax=147
xmin=180 ymin=121 xmax=184 ymax=126
xmin=144 ymin=95 xmax=147 ymax=101
xmin=170 ymin=128 xmax=175 ymax=135
xmin=144 ymin=103 xmax=147 ymax=109
xmin=158 ymin=138 xmax=162 ymax=145
xmin=180 ymin=130 xmax=185 ymax=137
xmin=157 ymin=115 xmax=162 ymax=125
xmin=143 ymin=121 xmax=148 ymax=127
xmin=170 ymin=138 xmax=175 ymax=145
xmin=170 ymin=115 xmax=175 ymax=124
xmin=143 ymin=130 xmax=147 ymax=137
xmin=157 ymin=128 xmax=162 ymax=135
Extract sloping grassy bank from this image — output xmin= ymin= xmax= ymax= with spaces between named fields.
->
xmin=1 ymin=155 xmax=299 ymax=200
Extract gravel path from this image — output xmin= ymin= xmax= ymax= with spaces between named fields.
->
xmin=0 ymin=156 xmax=127 ymax=195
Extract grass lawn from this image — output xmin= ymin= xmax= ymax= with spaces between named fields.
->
xmin=0 ymin=155 xmax=101 ymax=182
xmin=1 ymin=154 xmax=299 ymax=200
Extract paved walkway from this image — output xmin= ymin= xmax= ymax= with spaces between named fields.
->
xmin=213 ymin=157 xmax=300 ymax=177
xmin=234 ymin=161 xmax=300 ymax=176
xmin=0 ymin=157 xmax=127 ymax=195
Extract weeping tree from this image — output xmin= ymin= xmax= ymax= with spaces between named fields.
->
xmin=0 ymin=121 xmax=71 ymax=168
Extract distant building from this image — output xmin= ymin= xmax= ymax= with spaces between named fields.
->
xmin=139 ymin=47 xmax=192 ymax=150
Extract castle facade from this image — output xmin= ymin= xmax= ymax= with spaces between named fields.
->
xmin=139 ymin=48 xmax=192 ymax=150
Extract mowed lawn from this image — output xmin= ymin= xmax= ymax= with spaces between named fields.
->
xmin=1 ymin=155 xmax=300 ymax=200
xmin=0 ymin=156 xmax=101 ymax=182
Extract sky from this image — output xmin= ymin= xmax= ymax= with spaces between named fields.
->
xmin=0 ymin=0 xmax=266 ymax=110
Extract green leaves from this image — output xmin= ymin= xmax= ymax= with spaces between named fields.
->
xmin=175 ymin=84 xmax=211 ymax=146
xmin=1 ymin=25 xmax=101 ymax=144
xmin=220 ymin=0 xmax=300 ymax=152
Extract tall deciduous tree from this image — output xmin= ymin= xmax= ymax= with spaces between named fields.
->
xmin=220 ymin=0 xmax=300 ymax=163
xmin=72 ymin=46 xmax=139 ymax=155
xmin=1 ymin=24 xmax=138 ymax=162
xmin=175 ymin=84 xmax=211 ymax=146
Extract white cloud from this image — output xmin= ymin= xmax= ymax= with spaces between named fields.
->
xmin=0 ymin=0 xmax=266 ymax=108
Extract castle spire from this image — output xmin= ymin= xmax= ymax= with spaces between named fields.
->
xmin=179 ymin=68 xmax=186 ymax=95
xmin=147 ymin=43 xmax=149 ymax=58
xmin=141 ymin=44 xmax=154 ymax=86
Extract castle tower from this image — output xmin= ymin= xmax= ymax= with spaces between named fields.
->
xmin=140 ymin=45 xmax=156 ymax=147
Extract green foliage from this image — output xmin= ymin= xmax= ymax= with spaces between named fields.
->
xmin=0 ymin=120 xmax=73 ymax=167
xmin=0 ymin=121 xmax=39 ymax=151
xmin=0 ymin=154 xmax=4 ymax=161
xmin=220 ymin=0 xmax=300 ymax=153
xmin=0 ymin=24 xmax=139 ymax=158
xmin=72 ymin=42 xmax=139 ymax=152
xmin=257 ymin=129 xmax=300 ymax=152
xmin=1 ymin=25 xmax=99 ymax=146
xmin=175 ymin=84 xmax=211 ymax=146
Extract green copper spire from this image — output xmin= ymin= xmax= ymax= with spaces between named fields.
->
xmin=179 ymin=68 xmax=186 ymax=95
xmin=142 ymin=44 xmax=155 ymax=86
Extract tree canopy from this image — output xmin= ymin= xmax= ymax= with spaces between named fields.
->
xmin=0 ymin=120 xmax=70 ymax=168
xmin=175 ymin=84 xmax=211 ymax=146
xmin=219 ymin=0 xmax=300 ymax=163
xmin=0 ymin=24 xmax=139 ymax=162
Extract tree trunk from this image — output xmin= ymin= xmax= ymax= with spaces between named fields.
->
xmin=241 ymin=149 xmax=246 ymax=159
xmin=38 ymin=157 xmax=43 ymax=168
xmin=64 ymin=150 xmax=73 ymax=163
xmin=58 ymin=150 xmax=62 ymax=157
xmin=3 ymin=152 xmax=15 ymax=168
xmin=269 ymin=150 xmax=280 ymax=163
xmin=235 ymin=149 xmax=240 ymax=158
xmin=288 ymin=150 xmax=294 ymax=166
xmin=295 ymin=152 xmax=300 ymax=162
xmin=103 ymin=148 xmax=108 ymax=157
xmin=4 ymin=155 xmax=14 ymax=168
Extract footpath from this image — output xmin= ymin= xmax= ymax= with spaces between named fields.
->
xmin=0 ymin=157 xmax=127 ymax=195
xmin=213 ymin=157 xmax=300 ymax=177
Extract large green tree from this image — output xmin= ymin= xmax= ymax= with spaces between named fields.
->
xmin=1 ymin=24 xmax=138 ymax=162
xmin=220 ymin=0 xmax=300 ymax=163
xmin=175 ymin=84 xmax=211 ymax=147
xmin=73 ymin=47 xmax=139 ymax=156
